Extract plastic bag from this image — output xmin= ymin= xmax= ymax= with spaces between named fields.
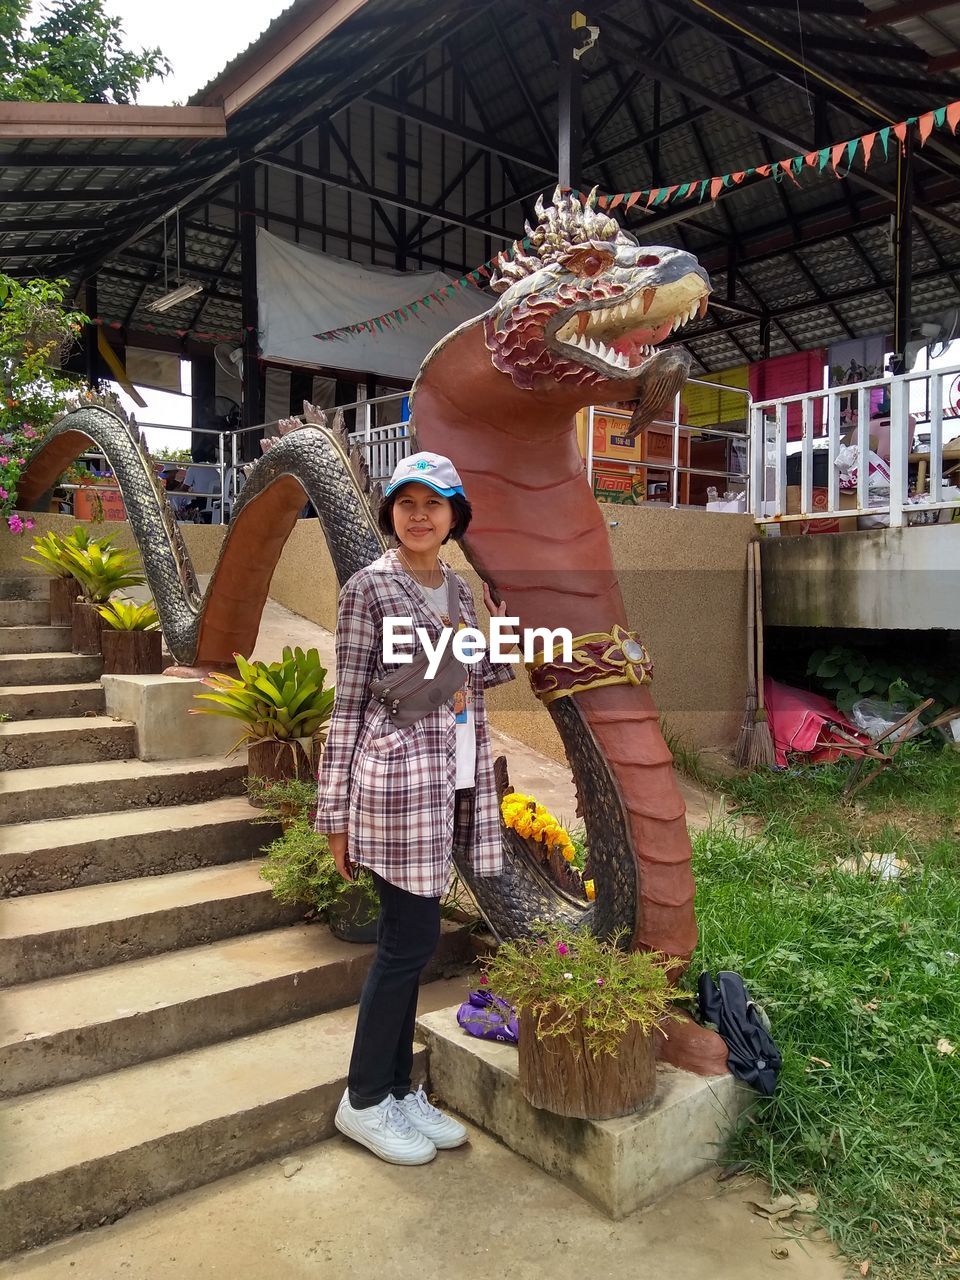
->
xmin=850 ymin=698 xmax=923 ymax=742
xmin=456 ymin=990 xmax=519 ymax=1044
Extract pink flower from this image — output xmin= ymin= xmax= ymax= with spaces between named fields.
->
xmin=556 ymin=942 xmax=569 ymax=956
xmin=23 ymin=427 xmax=36 ymax=438
xmin=17 ymin=459 xmax=25 ymax=466
xmin=595 ymin=977 xmax=605 ymax=986
xmin=0 ymin=488 xmax=7 ymax=501
xmin=479 ymin=975 xmax=489 ymax=986
xmin=0 ymin=457 xmax=8 ymax=466
xmin=24 ymin=519 xmax=34 ymax=530
xmin=7 ymin=515 xmax=23 ymax=535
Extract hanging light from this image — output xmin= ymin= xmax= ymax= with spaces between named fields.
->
xmin=147 ymin=280 xmax=204 ymax=312
xmin=146 ymin=204 xmax=202 ymax=312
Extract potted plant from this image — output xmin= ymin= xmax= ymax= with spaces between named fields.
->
xmin=191 ymin=646 xmax=335 ymax=785
xmin=259 ymin=817 xmax=380 ymax=943
xmin=481 ymin=925 xmax=680 ymax=1121
xmin=246 ymin=776 xmax=318 ymax=831
xmin=23 ymin=527 xmax=113 ymax=624
xmin=59 ymin=541 xmax=146 ymax=655
xmin=96 ymin=597 xmax=163 ymax=675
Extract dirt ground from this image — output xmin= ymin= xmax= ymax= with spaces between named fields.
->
xmin=3 ymin=1120 xmax=848 ymax=1280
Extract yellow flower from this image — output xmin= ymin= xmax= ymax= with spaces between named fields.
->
xmin=584 ymin=879 xmax=596 ymax=900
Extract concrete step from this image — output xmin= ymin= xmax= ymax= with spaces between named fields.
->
xmin=0 ymin=626 xmax=72 ymax=655
xmin=0 ymin=600 xmax=49 ymax=626
xmin=0 ymin=977 xmax=467 ymax=1260
xmin=0 ymin=861 xmax=303 ymax=986
xmin=0 ymin=756 xmax=246 ymax=826
xmin=0 ymin=715 xmax=135 ymax=771
xmin=0 ymin=652 xmax=101 ymax=687
xmin=0 ymin=680 xmax=105 ymax=721
xmin=0 ymin=576 xmax=46 ymax=601
xmin=0 ymin=797 xmax=274 ymax=896
xmin=0 ymin=921 xmax=475 ymax=1098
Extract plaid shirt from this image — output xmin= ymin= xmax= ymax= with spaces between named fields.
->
xmin=315 ymin=548 xmax=514 ymax=898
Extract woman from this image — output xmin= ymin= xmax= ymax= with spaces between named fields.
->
xmin=315 ymin=450 xmax=514 ymax=1166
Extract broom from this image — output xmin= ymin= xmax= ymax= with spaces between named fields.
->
xmin=748 ymin=539 xmax=776 ymax=768
xmin=734 ymin=540 xmax=758 ymax=768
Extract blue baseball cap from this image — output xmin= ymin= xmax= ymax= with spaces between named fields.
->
xmin=385 ymin=451 xmax=465 ymax=498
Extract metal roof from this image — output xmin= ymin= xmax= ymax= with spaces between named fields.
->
xmin=4 ymin=0 xmax=960 ymax=372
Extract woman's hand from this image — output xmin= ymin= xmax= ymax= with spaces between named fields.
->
xmin=483 ymin=581 xmax=519 ymax=657
xmin=483 ymin=581 xmax=508 ymax=618
xmin=328 ymin=832 xmax=353 ymax=882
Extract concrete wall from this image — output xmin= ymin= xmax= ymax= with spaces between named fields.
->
xmin=7 ymin=508 xmax=752 ymax=755
xmin=1 ymin=513 xmax=226 ymax=577
xmin=268 ymin=507 xmax=753 ymax=757
xmin=762 ymin=522 xmax=960 ymax=630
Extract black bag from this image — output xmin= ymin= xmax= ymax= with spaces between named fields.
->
xmin=697 ymin=970 xmax=782 ymax=1096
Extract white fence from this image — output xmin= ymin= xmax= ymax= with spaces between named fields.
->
xmin=749 ymin=362 xmax=960 ymax=529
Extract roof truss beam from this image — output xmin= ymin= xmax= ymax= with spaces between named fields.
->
xmin=258 ymin=151 xmax=515 ymax=242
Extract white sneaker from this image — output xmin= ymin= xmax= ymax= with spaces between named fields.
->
xmin=334 ymin=1089 xmax=437 ymax=1165
xmin=395 ymin=1087 xmax=468 ymax=1149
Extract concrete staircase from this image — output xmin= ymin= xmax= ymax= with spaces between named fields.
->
xmin=0 ymin=574 xmax=476 ymax=1261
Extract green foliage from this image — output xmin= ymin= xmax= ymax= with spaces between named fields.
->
xmin=151 ymin=447 xmax=192 ymax=465
xmin=1 ymin=272 xmax=87 ymax=533
xmin=807 ymin=644 xmax=960 ymax=723
xmin=245 ymin=775 xmax=318 ymax=825
xmin=59 ymin=540 xmax=145 ymax=603
xmin=96 ymin=596 xmax=159 ymax=632
xmin=258 ymin=818 xmax=378 ymax=922
xmin=0 ymin=0 xmax=170 ymax=103
xmin=483 ymin=924 xmax=679 ymax=1058
xmin=695 ymin=753 xmax=960 ymax=1280
xmin=191 ymin=647 xmax=335 ymax=749
xmin=22 ymin=525 xmax=110 ymax=578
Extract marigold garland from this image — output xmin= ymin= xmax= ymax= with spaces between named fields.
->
xmin=500 ymin=791 xmax=576 ymax=863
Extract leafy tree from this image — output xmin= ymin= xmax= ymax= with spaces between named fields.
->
xmin=0 ymin=0 xmax=171 ymax=103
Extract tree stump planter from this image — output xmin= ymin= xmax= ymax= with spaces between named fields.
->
xmin=101 ymin=630 xmax=163 ymax=675
xmin=518 ymin=1008 xmax=658 ymax=1120
xmin=71 ymin=600 xmax=104 ymax=656
xmin=50 ymin=576 xmax=80 ymax=626
xmin=247 ymin=737 xmax=314 ymax=788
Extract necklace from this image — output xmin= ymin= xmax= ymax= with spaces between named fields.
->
xmin=396 ymin=545 xmax=443 ymax=590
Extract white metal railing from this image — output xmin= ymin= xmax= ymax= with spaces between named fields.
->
xmin=750 ymin=362 xmax=960 ymax=529
xmin=584 ymin=377 xmax=752 ymax=508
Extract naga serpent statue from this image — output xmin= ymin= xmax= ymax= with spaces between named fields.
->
xmin=17 ymin=189 xmax=727 ymax=1075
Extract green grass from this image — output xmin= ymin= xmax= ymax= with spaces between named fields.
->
xmin=691 ymin=748 xmax=960 ymax=1280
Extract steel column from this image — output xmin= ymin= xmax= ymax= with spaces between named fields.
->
xmin=239 ymin=158 xmax=263 ymax=451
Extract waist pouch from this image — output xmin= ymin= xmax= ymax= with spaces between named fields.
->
xmin=368 ymin=574 xmax=468 ymax=729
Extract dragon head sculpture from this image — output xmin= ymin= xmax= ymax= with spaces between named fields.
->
xmin=484 ymin=187 xmax=710 ymax=415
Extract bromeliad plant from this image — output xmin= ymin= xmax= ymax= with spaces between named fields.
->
xmin=482 ymin=925 xmax=680 ymax=1058
xmin=60 ymin=540 xmax=145 ymax=604
xmin=23 ymin=526 xmax=112 ymax=580
xmin=96 ymin=597 xmax=159 ymax=631
xmin=191 ymin=646 xmax=335 ymax=754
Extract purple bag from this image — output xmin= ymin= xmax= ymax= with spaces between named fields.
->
xmin=456 ymin=989 xmax=519 ymax=1044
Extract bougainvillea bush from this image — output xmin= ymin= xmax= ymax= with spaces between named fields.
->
xmin=0 ymin=272 xmax=87 ymax=534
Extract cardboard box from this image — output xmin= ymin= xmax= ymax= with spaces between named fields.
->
xmin=782 ymin=486 xmax=856 ymax=535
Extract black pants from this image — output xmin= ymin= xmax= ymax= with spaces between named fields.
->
xmin=347 ymin=870 xmax=441 ymax=1109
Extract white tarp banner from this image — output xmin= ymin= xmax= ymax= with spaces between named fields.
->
xmin=256 ymin=227 xmax=491 ymax=380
